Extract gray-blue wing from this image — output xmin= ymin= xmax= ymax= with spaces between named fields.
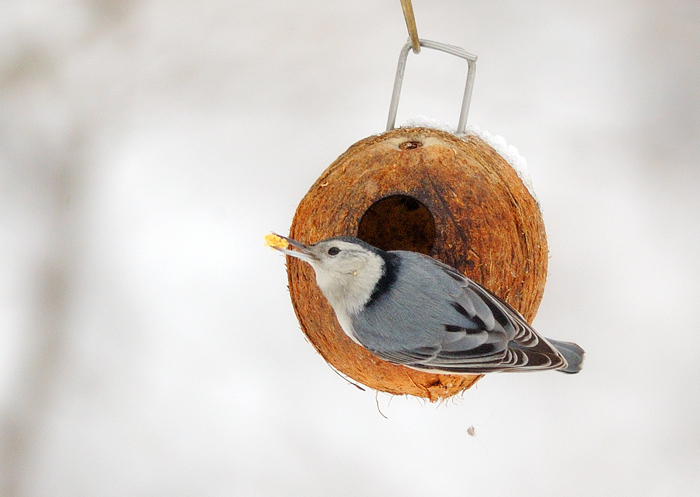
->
xmin=351 ymin=252 xmax=566 ymax=373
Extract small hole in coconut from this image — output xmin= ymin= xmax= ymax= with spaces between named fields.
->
xmin=357 ymin=195 xmax=435 ymax=254
xmin=399 ymin=140 xmax=423 ymax=150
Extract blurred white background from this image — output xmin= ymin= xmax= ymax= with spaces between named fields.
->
xmin=1 ymin=1 xmax=699 ymax=495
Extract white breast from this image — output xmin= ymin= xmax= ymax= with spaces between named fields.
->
xmin=333 ymin=308 xmax=364 ymax=346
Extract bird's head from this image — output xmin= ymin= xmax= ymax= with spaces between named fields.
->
xmin=271 ymin=235 xmax=386 ymax=315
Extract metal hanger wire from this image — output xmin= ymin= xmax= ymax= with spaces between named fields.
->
xmin=390 ymin=1 xmax=478 ymax=134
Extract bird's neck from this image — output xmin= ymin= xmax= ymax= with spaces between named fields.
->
xmin=315 ymin=253 xmax=385 ymax=317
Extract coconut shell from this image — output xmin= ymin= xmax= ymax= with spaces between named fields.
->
xmin=287 ymin=127 xmax=547 ymax=401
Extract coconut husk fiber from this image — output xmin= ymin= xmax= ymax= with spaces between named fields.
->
xmin=287 ymin=127 xmax=548 ymax=401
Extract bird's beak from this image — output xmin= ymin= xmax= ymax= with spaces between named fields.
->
xmin=272 ymin=234 xmax=317 ymax=263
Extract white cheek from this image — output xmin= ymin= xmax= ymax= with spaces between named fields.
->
xmin=314 ymin=270 xmax=330 ymax=291
xmin=313 ymin=268 xmax=363 ymax=321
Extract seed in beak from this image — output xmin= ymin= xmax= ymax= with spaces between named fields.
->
xmin=264 ymin=233 xmax=289 ymax=249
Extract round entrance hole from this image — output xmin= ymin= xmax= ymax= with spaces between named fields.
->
xmin=357 ymin=195 xmax=435 ymax=254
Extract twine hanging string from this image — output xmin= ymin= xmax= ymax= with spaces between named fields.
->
xmin=386 ymin=40 xmax=477 ymax=134
xmin=400 ymin=0 xmax=421 ymax=53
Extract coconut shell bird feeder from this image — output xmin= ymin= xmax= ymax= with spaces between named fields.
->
xmin=285 ymin=17 xmax=548 ymax=401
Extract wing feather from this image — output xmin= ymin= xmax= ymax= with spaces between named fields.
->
xmin=357 ymin=254 xmax=567 ymax=373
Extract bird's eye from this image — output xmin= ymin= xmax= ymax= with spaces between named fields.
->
xmin=328 ymin=247 xmax=340 ymax=256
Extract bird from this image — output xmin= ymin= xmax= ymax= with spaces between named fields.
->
xmin=269 ymin=234 xmax=584 ymax=374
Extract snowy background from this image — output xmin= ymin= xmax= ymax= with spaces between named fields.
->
xmin=2 ymin=1 xmax=699 ymax=495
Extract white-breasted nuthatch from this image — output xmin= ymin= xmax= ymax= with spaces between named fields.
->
xmin=272 ymin=234 xmax=584 ymax=374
